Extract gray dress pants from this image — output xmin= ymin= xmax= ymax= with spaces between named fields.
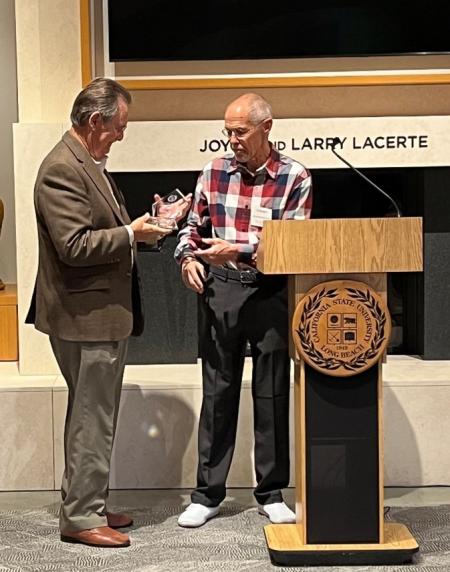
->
xmin=50 ymin=336 xmax=128 ymax=532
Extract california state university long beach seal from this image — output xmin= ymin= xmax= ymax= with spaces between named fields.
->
xmin=292 ymin=280 xmax=391 ymax=377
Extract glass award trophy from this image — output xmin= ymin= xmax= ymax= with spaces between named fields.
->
xmin=151 ymin=188 xmax=186 ymax=224
xmin=139 ymin=189 xmax=186 ymax=252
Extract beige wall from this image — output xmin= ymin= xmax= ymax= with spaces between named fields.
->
xmin=0 ymin=0 xmax=18 ymax=284
xmin=9 ymin=0 xmax=450 ymax=280
xmin=13 ymin=1 xmax=450 ymax=124
xmin=15 ymin=0 xmax=82 ymax=123
xmin=7 ymin=0 xmax=450 ymax=491
xmin=128 ymin=84 xmax=450 ymax=122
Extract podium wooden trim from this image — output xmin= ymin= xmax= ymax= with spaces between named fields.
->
xmin=0 ymin=284 xmax=18 ymax=361
xmin=264 ymin=523 xmax=418 ymax=567
xmin=257 ymin=218 xmax=422 ymax=566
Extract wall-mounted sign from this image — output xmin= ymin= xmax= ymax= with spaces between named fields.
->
xmin=108 ymin=116 xmax=450 ymax=172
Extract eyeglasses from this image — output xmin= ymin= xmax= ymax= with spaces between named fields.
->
xmin=221 ymin=119 xmax=267 ymax=140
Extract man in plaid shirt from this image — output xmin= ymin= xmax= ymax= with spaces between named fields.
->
xmin=176 ymin=93 xmax=312 ymax=528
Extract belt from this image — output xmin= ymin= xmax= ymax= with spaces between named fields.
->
xmin=210 ymin=266 xmax=260 ymax=285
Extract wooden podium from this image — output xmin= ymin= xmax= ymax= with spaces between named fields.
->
xmin=0 ymin=284 xmax=18 ymax=361
xmin=257 ymin=218 xmax=422 ymax=567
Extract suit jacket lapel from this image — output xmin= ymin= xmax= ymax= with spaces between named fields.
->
xmin=104 ymin=169 xmax=131 ymax=225
xmin=62 ymin=131 xmax=126 ymax=225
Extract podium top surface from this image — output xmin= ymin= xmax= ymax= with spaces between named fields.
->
xmin=257 ymin=217 xmax=423 ymax=275
xmin=0 ymin=284 xmax=17 ymax=306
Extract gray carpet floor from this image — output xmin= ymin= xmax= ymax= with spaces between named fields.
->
xmin=0 ymin=499 xmax=449 ymax=571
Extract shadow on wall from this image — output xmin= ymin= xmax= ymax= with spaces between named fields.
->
xmin=384 ymin=386 xmax=422 ymax=492
xmin=110 ymin=387 xmax=197 ymax=489
xmin=110 ymin=384 xmax=261 ymax=490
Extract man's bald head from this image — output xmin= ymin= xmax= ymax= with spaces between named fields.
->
xmin=225 ymin=93 xmax=273 ymax=126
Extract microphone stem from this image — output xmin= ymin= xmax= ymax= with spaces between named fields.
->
xmin=331 ymin=148 xmax=401 ymax=217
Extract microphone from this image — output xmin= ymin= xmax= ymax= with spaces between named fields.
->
xmin=330 ymin=137 xmax=402 ymax=217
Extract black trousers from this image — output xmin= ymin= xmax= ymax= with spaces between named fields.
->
xmin=192 ymin=271 xmax=290 ymax=507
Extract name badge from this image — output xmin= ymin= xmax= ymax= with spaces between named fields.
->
xmin=250 ymin=206 xmax=272 ymax=228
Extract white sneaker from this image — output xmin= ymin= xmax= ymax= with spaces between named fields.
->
xmin=177 ymin=503 xmax=220 ymax=528
xmin=258 ymin=501 xmax=296 ymax=524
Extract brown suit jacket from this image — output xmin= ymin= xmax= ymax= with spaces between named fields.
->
xmin=26 ymin=131 xmax=144 ymax=341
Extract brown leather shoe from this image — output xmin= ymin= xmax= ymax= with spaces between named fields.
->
xmin=61 ymin=526 xmax=130 ymax=547
xmin=106 ymin=511 xmax=134 ymax=529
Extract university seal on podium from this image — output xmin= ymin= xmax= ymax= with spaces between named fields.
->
xmin=292 ymin=280 xmax=391 ymax=377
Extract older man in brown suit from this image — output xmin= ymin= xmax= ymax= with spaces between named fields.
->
xmin=26 ymin=78 xmax=189 ymax=547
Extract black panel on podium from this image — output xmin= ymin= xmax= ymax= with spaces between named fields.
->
xmin=305 ymin=363 xmax=379 ymax=544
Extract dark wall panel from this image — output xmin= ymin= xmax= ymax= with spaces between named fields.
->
xmin=127 ymin=238 xmax=198 ymax=364
xmin=112 ymin=172 xmax=199 ymax=364
xmin=112 ymin=167 xmax=450 ymax=362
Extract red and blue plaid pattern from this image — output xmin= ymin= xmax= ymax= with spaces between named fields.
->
xmin=175 ymin=145 xmax=312 ymax=265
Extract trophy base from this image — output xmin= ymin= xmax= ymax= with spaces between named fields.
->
xmin=264 ymin=522 xmax=418 ymax=567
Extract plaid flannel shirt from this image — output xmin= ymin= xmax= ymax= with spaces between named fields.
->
xmin=175 ymin=145 xmax=312 ymax=267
